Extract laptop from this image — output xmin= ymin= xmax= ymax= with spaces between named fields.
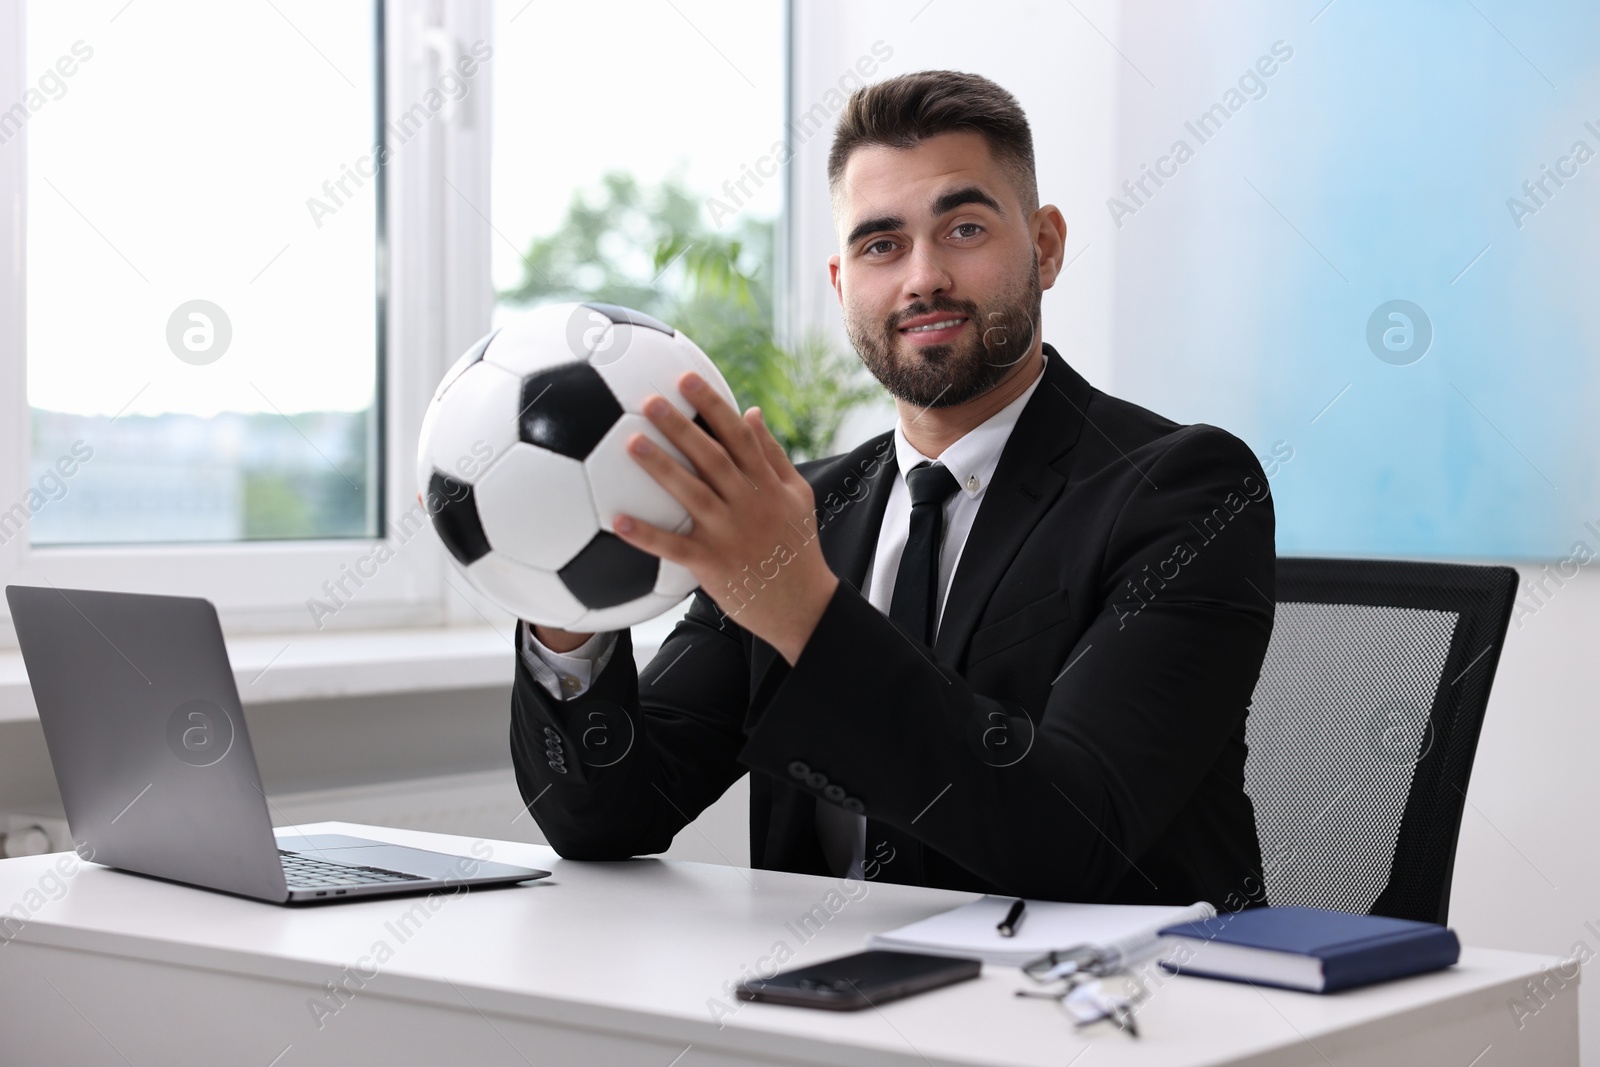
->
xmin=6 ymin=584 xmax=550 ymax=904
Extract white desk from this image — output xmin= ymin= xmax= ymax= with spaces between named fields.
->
xmin=0 ymin=821 xmax=1577 ymax=1066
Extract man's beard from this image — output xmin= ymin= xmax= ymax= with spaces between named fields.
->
xmin=845 ymin=255 xmax=1042 ymax=410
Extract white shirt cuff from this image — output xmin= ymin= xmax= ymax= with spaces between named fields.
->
xmin=520 ymin=622 xmax=618 ymax=701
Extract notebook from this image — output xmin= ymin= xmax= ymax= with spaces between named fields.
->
xmin=1158 ymin=905 xmax=1461 ymax=992
xmin=867 ymin=896 xmax=1209 ymax=967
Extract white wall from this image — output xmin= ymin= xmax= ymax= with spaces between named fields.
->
xmin=1452 ymin=569 xmax=1600 ymax=1056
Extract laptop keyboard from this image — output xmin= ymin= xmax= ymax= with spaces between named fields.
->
xmin=279 ymin=849 xmax=426 ymax=889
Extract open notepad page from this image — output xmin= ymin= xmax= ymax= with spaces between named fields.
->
xmin=867 ymin=896 xmax=1203 ymax=967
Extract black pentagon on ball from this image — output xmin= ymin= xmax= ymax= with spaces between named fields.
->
xmin=436 ymin=328 xmax=500 ymax=400
xmin=460 ymin=327 xmax=499 ymax=365
xmin=559 ymin=532 xmax=660 ymax=609
xmin=582 ymin=301 xmax=674 ymax=336
xmin=426 ymin=471 xmax=491 ymax=565
xmin=518 ymin=362 xmax=623 ymax=459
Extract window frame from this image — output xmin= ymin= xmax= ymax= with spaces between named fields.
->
xmin=0 ymin=0 xmax=497 ymax=645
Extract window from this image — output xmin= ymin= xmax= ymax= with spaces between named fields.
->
xmin=0 ymin=1 xmax=483 ymax=636
xmin=1 ymin=0 xmax=800 ymax=640
xmin=490 ymin=0 xmax=785 ymax=312
xmin=478 ymin=0 xmax=791 ymax=640
xmin=488 ymin=0 xmax=848 ymax=463
xmin=20 ymin=1 xmax=380 ymax=546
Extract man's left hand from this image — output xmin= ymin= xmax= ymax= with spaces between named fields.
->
xmin=615 ymin=371 xmax=839 ymax=665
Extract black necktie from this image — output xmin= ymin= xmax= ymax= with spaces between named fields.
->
xmin=888 ymin=462 xmax=963 ymax=645
xmin=861 ymin=461 xmax=961 ymax=887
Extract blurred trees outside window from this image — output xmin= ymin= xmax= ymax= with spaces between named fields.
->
xmin=499 ymin=172 xmax=874 ymax=462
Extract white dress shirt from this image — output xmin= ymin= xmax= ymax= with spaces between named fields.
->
xmin=520 ymin=357 xmax=1046 ymax=878
xmin=519 ymin=626 xmax=618 ymax=699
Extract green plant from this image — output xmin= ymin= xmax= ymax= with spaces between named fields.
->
xmin=499 ymin=172 xmax=876 ymax=460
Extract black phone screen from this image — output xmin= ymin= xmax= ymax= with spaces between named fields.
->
xmin=736 ymin=950 xmax=981 ymax=1011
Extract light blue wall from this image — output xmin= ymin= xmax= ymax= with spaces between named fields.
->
xmin=1110 ymin=0 xmax=1600 ymax=559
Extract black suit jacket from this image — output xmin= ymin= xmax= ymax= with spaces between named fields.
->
xmin=510 ymin=347 xmax=1275 ymax=906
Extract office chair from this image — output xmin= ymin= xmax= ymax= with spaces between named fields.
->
xmin=1242 ymin=557 xmax=1518 ymax=924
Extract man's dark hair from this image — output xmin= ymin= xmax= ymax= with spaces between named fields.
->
xmin=827 ymin=70 xmax=1038 ymax=214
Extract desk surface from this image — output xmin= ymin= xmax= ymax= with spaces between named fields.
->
xmin=0 ymin=821 xmax=1572 ymax=1067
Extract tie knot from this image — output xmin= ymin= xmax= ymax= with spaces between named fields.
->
xmin=905 ymin=462 xmax=961 ymax=508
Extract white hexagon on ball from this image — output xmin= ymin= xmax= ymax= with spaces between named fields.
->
xmin=415 ymin=395 xmax=443 ymax=497
xmin=417 ymin=360 xmax=522 ymax=492
xmin=585 ymin=414 xmax=694 ymax=533
xmin=674 ymin=332 xmax=740 ymax=409
xmin=655 ymin=559 xmax=699 ymax=598
xmin=474 ymin=443 xmax=598 ymax=570
xmin=484 ymin=302 xmax=595 ymax=378
xmin=466 ymin=554 xmax=587 ymax=629
xmin=593 ymin=328 xmax=739 ymax=422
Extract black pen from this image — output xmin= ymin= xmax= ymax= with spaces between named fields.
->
xmin=998 ymin=898 xmax=1027 ymax=937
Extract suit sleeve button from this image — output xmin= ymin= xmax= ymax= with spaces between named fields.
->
xmin=549 ymin=761 xmax=568 ymax=774
xmin=823 ymin=784 xmax=845 ymax=802
xmin=788 ymin=761 xmax=810 ymax=780
xmin=842 ymin=797 xmax=865 ymax=814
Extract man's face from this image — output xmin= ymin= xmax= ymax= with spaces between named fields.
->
xmin=829 ymin=131 xmax=1045 ymax=409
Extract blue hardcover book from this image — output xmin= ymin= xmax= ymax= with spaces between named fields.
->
xmin=1157 ymin=906 xmax=1461 ymax=993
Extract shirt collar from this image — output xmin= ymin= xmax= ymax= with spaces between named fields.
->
xmin=892 ymin=356 xmax=1047 ymax=500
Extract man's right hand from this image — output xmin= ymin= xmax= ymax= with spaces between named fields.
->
xmin=532 ymin=624 xmax=595 ymax=653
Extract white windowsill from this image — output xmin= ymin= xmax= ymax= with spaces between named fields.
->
xmin=0 ymin=612 xmax=683 ymax=725
xmin=0 ymin=626 xmax=513 ymax=724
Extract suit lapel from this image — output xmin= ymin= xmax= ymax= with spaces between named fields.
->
xmin=747 ymin=433 xmax=898 ymax=709
xmin=747 ymin=354 xmax=1092 ymax=876
xmin=748 ymin=434 xmax=898 ymax=871
xmin=934 ymin=348 xmax=1090 ymax=665
xmin=816 ymin=433 xmax=899 ymax=588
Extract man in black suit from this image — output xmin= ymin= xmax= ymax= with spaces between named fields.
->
xmin=510 ymin=71 xmax=1275 ymax=906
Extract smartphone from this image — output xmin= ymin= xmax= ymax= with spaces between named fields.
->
xmin=736 ymin=950 xmax=981 ymax=1011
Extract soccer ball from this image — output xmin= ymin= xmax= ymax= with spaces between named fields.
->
xmin=417 ymin=301 xmax=738 ymax=631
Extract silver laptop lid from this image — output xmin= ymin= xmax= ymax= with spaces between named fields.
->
xmin=7 ymin=585 xmax=289 ymax=902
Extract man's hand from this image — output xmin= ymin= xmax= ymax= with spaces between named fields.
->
xmin=616 ymin=371 xmax=839 ymax=665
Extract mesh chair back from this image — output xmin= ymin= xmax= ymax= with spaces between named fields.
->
xmin=1243 ymin=558 xmax=1517 ymax=924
